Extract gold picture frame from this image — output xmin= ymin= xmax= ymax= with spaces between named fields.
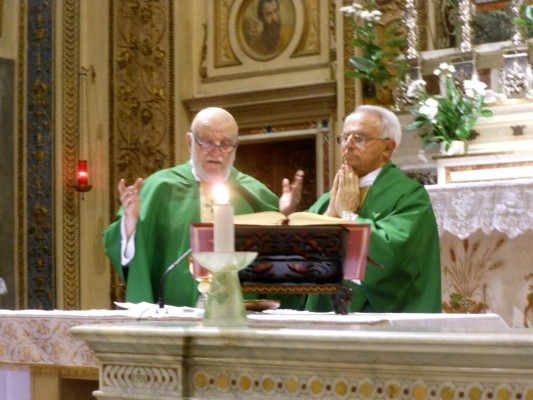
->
xmin=236 ymin=0 xmax=296 ymax=61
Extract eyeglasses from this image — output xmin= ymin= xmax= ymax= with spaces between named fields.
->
xmin=336 ymin=133 xmax=390 ymax=147
xmin=192 ymin=132 xmax=238 ymax=153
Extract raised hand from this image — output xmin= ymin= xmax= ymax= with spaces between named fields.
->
xmin=118 ymin=177 xmax=143 ymax=239
xmin=279 ymin=170 xmax=304 ymax=216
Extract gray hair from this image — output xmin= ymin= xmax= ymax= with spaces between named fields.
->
xmin=351 ymin=105 xmax=402 ymax=148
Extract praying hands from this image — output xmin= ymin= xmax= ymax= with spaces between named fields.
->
xmin=325 ymin=164 xmax=360 ymax=218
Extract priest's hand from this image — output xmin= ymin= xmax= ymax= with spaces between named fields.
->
xmin=325 ymin=164 xmax=359 ymax=218
xmin=279 ymin=170 xmax=304 ymax=216
xmin=118 ymin=178 xmax=143 ymax=239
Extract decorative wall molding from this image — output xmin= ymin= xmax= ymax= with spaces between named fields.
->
xmin=16 ymin=1 xmax=25 ymax=309
xmin=110 ymin=0 xmax=175 ymax=303
xmin=25 ymin=0 xmax=54 ymax=309
xmin=110 ymin=0 xmax=175 ymax=184
xmin=205 ymin=0 xmax=327 ymax=82
xmin=183 ymin=81 xmax=336 ymax=128
xmin=61 ymin=0 xmax=82 ymax=310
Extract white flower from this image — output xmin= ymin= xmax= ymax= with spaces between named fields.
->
xmin=339 ymin=6 xmax=356 ymax=14
xmin=406 ymin=79 xmax=427 ymax=98
xmin=339 ymin=4 xmax=362 ymax=14
xmin=463 ymin=78 xmax=487 ymax=97
xmin=419 ymin=98 xmax=439 ymax=122
xmin=482 ymin=89 xmax=497 ymax=104
xmin=370 ymin=10 xmax=382 ymax=22
xmin=359 ymin=10 xmax=373 ymax=21
xmin=435 ymin=63 xmax=455 ymax=76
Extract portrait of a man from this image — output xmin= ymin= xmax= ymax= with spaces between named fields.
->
xmin=237 ymin=0 xmax=295 ymax=61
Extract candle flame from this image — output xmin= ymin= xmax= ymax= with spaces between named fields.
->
xmin=212 ymin=183 xmax=229 ymax=204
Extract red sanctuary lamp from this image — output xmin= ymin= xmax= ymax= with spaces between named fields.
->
xmin=74 ymin=159 xmax=92 ymax=192
xmin=75 ymin=65 xmax=96 ymax=194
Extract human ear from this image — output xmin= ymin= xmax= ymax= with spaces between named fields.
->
xmin=384 ymin=140 xmax=396 ymax=158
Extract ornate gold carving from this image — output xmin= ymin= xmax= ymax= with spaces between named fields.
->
xmin=329 ymin=0 xmax=337 ymax=79
xmin=292 ymin=0 xmax=321 ymax=57
xmin=322 ymin=129 xmax=330 ymax=192
xmin=111 ymin=0 xmax=174 ymax=183
xmin=17 ymin=0 xmax=26 ymax=309
xmin=214 ymin=0 xmax=240 ymax=67
xmin=0 ymin=0 xmax=3 ymax=37
xmin=61 ymin=0 xmax=82 ymax=310
xmin=343 ymin=0 xmax=355 ymax=114
xmin=110 ymin=0 xmax=175 ymax=303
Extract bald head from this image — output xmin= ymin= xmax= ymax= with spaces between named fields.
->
xmin=190 ymin=107 xmax=238 ymax=140
xmin=188 ymin=107 xmax=239 ymax=183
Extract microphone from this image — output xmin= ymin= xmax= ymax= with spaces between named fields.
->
xmin=157 ymin=248 xmax=192 ymax=310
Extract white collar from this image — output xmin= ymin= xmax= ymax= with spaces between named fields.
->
xmin=359 ymin=167 xmax=382 ymax=188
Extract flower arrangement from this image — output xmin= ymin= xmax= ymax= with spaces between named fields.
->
xmin=405 ymin=63 xmax=493 ymax=151
xmin=340 ymin=1 xmax=406 ymax=90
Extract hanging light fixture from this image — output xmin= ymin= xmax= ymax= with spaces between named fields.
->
xmin=74 ymin=65 xmax=95 ymax=193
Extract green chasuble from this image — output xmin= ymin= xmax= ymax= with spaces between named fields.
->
xmin=103 ymin=161 xmax=305 ymax=309
xmin=306 ymin=162 xmax=442 ymax=313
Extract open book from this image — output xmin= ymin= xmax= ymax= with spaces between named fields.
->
xmin=234 ymin=211 xmax=357 ymax=226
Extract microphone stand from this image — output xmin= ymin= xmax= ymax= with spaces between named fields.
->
xmin=157 ymin=248 xmax=192 ymax=311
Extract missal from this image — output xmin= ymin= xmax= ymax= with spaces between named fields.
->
xmin=233 ymin=211 xmax=357 ymax=226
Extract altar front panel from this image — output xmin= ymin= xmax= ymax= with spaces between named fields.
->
xmin=427 ymin=178 xmax=533 ymax=328
xmin=72 ymin=321 xmax=533 ymax=400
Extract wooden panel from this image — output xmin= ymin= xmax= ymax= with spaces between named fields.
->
xmin=234 ymin=138 xmax=317 ymax=211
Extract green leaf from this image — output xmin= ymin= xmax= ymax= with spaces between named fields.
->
xmin=345 ymin=71 xmax=368 ymax=79
xmin=350 ymin=57 xmax=376 ymax=73
xmin=351 ymin=38 xmax=369 ymax=48
xmin=405 ymin=120 xmax=426 ymax=130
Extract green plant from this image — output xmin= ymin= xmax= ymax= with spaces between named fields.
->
xmin=405 ymin=63 xmax=493 ymax=151
xmin=512 ymin=4 xmax=533 ymax=38
xmin=340 ymin=1 xmax=406 ymax=89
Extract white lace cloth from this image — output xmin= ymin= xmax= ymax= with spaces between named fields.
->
xmin=427 ymin=178 xmax=533 ymax=239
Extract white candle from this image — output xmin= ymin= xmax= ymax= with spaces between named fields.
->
xmin=212 ymin=183 xmax=234 ymax=252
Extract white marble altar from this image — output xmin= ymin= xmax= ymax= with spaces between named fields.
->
xmin=0 ymin=308 xmax=508 ymax=400
xmin=71 ymin=317 xmax=532 ymax=400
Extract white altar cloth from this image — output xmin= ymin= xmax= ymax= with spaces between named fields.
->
xmin=426 ymin=178 xmax=533 ymax=239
